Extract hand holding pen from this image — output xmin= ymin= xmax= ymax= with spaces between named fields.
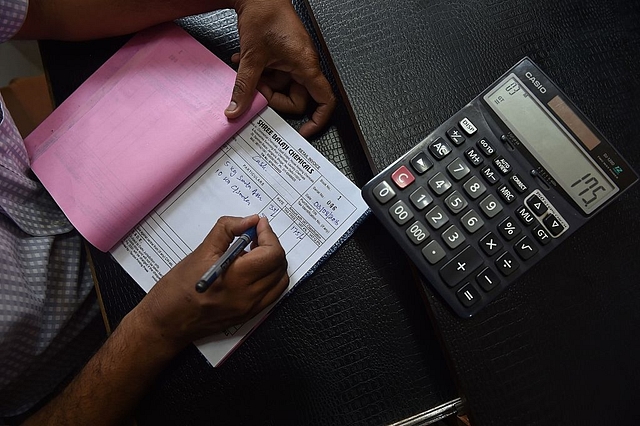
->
xmin=196 ymin=226 xmax=258 ymax=293
xmin=137 ymin=215 xmax=289 ymax=348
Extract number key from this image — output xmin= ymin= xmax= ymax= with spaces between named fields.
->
xmin=442 ymin=224 xmax=466 ymax=249
xmin=372 ymin=181 xmax=396 ymax=204
xmin=446 ymin=157 xmax=470 ymax=181
xmin=406 ymin=221 xmax=430 ymax=245
xmin=428 ymin=172 xmax=452 ymax=195
xmin=389 ymin=200 xmax=414 ymax=225
xmin=461 ymin=210 xmax=484 ymax=234
xmin=425 ymin=205 xmax=449 ymax=229
xmin=444 ymin=191 xmax=468 ymax=214
xmin=479 ymin=194 xmax=503 ymax=218
xmin=463 ymin=176 xmax=487 ymax=199
xmin=409 ymin=186 xmax=433 ymax=210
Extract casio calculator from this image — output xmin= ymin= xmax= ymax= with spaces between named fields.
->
xmin=361 ymin=57 xmax=638 ymax=318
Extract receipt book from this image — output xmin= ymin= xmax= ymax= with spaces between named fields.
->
xmin=24 ymin=23 xmax=368 ymax=366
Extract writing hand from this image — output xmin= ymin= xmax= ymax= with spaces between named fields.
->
xmin=224 ymin=0 xmax=336 ymax=138
xmin=135 ymin=215 xmax=289 ymax=350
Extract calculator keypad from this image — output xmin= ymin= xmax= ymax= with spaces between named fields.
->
xmin=363 ymin=114 xmax=572 ymax=317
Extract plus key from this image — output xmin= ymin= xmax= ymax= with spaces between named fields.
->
xmin=439 ymin=246 xmax=483 ymax=287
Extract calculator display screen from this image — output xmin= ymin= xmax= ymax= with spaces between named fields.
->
xmin=484 ymin=75 xmax=618 ymax=214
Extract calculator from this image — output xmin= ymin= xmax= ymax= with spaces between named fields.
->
xmin=362 ymin=57 xmax=638 ymax=318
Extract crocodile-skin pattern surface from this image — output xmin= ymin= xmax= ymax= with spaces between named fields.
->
xmin=38 ymin=4 xmax=458 ymax=425
xmin=305 ymin=0 xmax=640 ymax=424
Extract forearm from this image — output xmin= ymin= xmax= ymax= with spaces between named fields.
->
xmin=16 ymin=0 xmax=241 ymax=40
xmin=22 ymin=308 xmax=184 ymax=426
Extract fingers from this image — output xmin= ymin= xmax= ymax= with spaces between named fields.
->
xmin=256 ymin=71 xmax=336 ymax=138
xmin=137 ymin=214 xmax=289 ymax=344
xmin=199 ymin=215 xmax=286 ymax=286
xmin=225 ymin=54 xmax=265 ymax=119
xmin=299 ymin=98 xmax=335 ymax=138
xmin=255 ymin=215 xmax=279 ymax=247
xmin=259 ymin=80 xmax=310 ymax=115
xmin=200 ymin=215 xmax=260 ymax=256
xmin=210 ymin=216 xmax=289 ymax=320
xmin=231 ymin=216 xmax=286 ymax=279
xmin=295 ymin=70 xmax=337 ymax=138
xmin=229 ymin=9 xmax=336 ymax=137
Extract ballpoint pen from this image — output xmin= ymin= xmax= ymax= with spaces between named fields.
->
xmin=195 ymin=226 xmax=258 ymax=293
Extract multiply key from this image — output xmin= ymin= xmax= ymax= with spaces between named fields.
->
xmin=439 ymin=246 xmax=483 ymax=287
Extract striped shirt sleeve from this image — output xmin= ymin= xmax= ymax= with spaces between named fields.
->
xmin=0 ymin=0 xmax=28 ymax=43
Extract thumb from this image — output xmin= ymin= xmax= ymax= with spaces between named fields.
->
xmin=225 ymin=56 xmax=264 ymax=119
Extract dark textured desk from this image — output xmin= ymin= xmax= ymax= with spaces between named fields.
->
xmin=38 ymin=4 xmax=459 ymax=426
xmin=304 ymin=0 xmax=640 ymax=425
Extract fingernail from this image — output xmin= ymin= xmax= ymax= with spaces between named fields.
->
xmin=226 ymin=101 xmax=237 ymax=113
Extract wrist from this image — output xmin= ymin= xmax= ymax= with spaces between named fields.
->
xmin=119 ymin=304 xmax=188 ymax=361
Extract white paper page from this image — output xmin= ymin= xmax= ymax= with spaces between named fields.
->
xmin=111 ymin=107 xmax=368 ymax=366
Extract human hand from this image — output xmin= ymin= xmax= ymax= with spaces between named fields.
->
xmin=133 ymin=215 xmax=289 ymax=350
xmin=224 ymin=0 xmax=336 ymax=138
